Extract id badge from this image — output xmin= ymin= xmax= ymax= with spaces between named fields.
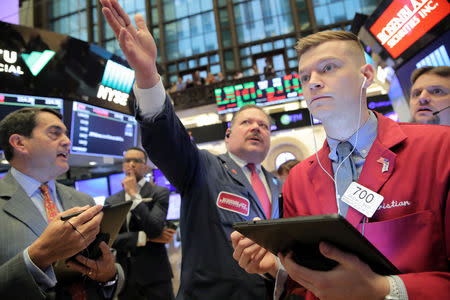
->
xmin=341 ymin=182 xmax=384 ymax=218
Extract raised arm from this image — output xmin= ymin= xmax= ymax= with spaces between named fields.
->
xmin=100 ymin=0 xmax=159 ymax=89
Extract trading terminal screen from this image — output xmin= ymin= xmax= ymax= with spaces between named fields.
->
xmin=0 ymin=92 xmax=64 ymax=120
xmin=70 ymin=101 xmax=137 ymax=158
xmin=215 ymin=73 xmax=304 ymax=114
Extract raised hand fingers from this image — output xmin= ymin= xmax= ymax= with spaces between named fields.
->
xmin=134 ymin=14 xmax=149 ymax=34
xmin=101 ymin=0 xmax=137 ymax=38
xmin=100 ymin=1 xmax=123 ymax=37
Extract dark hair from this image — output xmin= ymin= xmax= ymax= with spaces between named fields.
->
xmin=410 ymin=66 xmax=450 ymax=85
xmin=229 ymin=104 xmax=272 ymax=129
xmin=125 ymin=147 xmax=148 ymax=163
xmin=277 ymin=159 xmax=300 ymax=176
xmin=0 ymin=107 xmax=62 ymax=161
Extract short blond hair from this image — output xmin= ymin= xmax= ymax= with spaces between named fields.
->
xmin=295 ymin=30 xmax=365 ymax=61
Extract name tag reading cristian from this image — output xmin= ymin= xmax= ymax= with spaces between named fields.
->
xmin=217 ymin=192 xmax=250 ymax=216
xmin=342 ymin=182 xmax=384 ymax=218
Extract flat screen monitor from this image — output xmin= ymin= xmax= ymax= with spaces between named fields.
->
xmin=70 ymin=101 xmax=138 ymax=158
xmin=153 ymin=169 xmax=176 ymax=192
xmin=74 ymin=177 xmax=109 ymax=205
xmin=215 ymin=73 xmax=304 ymax=114
xmin=166 ymin=193 xmax=181 ymax=221
xmin=108 ymin=172 xmax=126 ymax=195
xmin=0 ymin=21 xmax=135 ymax=115
xmin=395 ymin=29 xmax=450 ymax=98
xmin=0 ymin=92 xmax=64 ymax=121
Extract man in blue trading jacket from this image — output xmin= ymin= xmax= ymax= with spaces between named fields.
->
xmin=101 ymin=1 xmax=282 ymax=299
xmin=106 ymin=147 xmax=176 ymax=300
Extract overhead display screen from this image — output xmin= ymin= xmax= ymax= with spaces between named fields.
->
xmin=215 ymin=73 xmax=303 ymax=114
xmin=0 ymin=92 xmax=63 ymax=121
xmin=0 ymin=21 xmax=135 ymax=115
xmin=70 ymin=101 xmax=137 ymax=158
xmin=368 ymin=0 xmax=450 ymax=59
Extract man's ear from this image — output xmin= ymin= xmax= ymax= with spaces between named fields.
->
xmin=225 ymin=128 xmax=231 ymax=139
xmin=360 ymin=63 xmax=375 ymax=88
xmin=8 ymin=134 xmax=28 ymax=155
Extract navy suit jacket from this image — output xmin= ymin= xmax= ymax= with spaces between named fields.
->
xmin=0 ymin=171 xmax=111 ymax=300
xmin=138 ymin=96 xmax=282 ymax=300
xmin=105 ymin=182 xmax=173 ymax=285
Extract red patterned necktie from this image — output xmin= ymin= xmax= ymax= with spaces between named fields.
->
xmin=247 ymin=163 xmax=271 ymax=219
xmin=39 ymin=184 xmax=59 ymax=222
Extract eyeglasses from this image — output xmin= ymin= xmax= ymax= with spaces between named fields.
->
xmin=124 ymin=158 xmax=145 ymax=164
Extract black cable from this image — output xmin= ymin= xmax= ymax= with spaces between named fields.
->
xmin=65 ymin=219 xmax=99 ymax=280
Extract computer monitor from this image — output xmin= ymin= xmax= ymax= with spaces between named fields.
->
xmin=166 ymin=193 xmax=181 ymax=221
xmin=74 ymin=177 xmax=109 ymax=205
xmin=69 ymin=101 xmax=138 ymax=158
xmin=395 ymin=29 xmax=450 ymax=98
xmin=108 ymin=172 xmax=126 ymax=196
xmin=0 ymin=92 xmax=64 ymax=121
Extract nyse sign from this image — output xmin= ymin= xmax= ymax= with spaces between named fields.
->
xmin=97 ymin=85 xmax=129 ymax=106
xmin=370 ymin=0 xmax=450 ymax=58
xmin=0 ymin=49 xmax=24 ymax=75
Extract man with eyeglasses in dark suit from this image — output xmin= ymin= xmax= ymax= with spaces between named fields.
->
xmin=106 ymin=147 xmax=176 ymax=300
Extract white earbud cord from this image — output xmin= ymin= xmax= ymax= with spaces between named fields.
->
xmin=309 ymin=77 xmax=366 ymax=216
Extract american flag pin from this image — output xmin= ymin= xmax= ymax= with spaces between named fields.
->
xmin=377 ymin=157 xmax=389 ymax=173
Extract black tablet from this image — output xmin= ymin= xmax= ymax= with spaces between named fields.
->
xmin=233 ymin=214 xmax=399 ymax=275
xmin=55 ymin=201 xmax=132 ymax=281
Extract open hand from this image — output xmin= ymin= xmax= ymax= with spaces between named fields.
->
xmin=100 ymin=0 xmax=159 ymax=88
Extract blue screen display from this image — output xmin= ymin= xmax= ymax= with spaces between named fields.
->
xmin=70 ymin=101 xmax=138 ymax=158
xmin=74 ymin=177 xmax=109 ymax=205
xmin=108 ymin=172 xmax=126 ymax=195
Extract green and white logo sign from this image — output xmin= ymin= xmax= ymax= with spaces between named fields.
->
xmin=21 ymin=50 xmax=55 ymax=76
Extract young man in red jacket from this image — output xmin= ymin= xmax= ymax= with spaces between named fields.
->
xmin=232 ymin=31 xmax=449 ymax=300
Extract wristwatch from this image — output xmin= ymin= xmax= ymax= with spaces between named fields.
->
xmin=99 ymin=271 xmax=118 ymax=287
xmin=385 ymin=276 xmax=400 ymax=300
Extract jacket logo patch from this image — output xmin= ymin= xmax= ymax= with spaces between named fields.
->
xmin=217 ymin=192 xmax=250 ymax=216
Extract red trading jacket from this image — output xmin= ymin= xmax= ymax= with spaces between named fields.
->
xmin=283 ymin=112 xmax=450 ymax=299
